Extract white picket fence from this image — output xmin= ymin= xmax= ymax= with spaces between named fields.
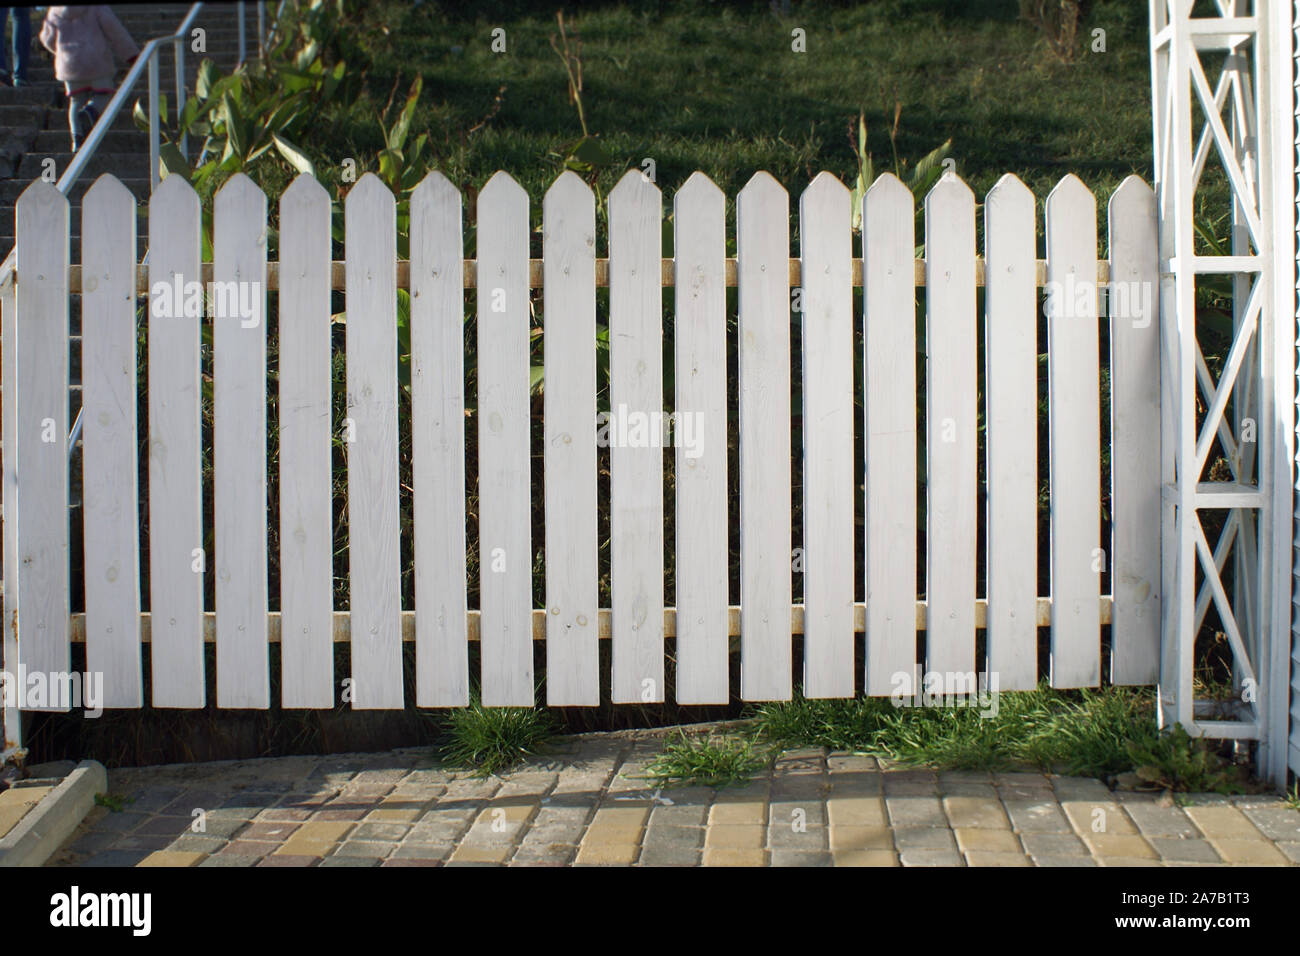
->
xmin=0 ymin=167 xmax=1161 ymax=712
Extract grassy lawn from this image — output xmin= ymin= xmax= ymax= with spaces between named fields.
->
xmin=299 ymin=0 xmax=1154 ymax=218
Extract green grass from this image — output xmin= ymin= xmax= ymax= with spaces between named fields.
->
xmin=310 ymin=0 xmax=1155 ymax=222
xmin=437 ymin=697 xmax=559 ymax=776
xmin=643 ymin=731 xmax=770 ymax=787
xmin=93 ymin=792 xmax=133 ymax=812
xmin=748 ymin=684 xmax=1251 ymax=791
xmin=1284 ymin=784 xmax=1300 ymax=812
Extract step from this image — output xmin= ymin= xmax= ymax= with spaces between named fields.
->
xmin=18 ymin=152 xmax=149 ymax=181
xmin=0 ymin=84 xmax=61 ymax=106
xmin=33 ymin=129 xmax=143 ymax=153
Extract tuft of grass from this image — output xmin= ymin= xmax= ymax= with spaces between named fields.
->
xmin=437 ymin=698 xmax=558 ymax=777
xmin=1123 ymin=725 xmax=1249 ymax=794
xmin=94 ymin=792 xmax=132 ymax=812
xmin=1283 ymin=784 xmax=1300 ymax=812
xmin=750 ymin=684 xmax=1166 ymax=780
xmin=643 ymin=732 xmax=770 ymax=788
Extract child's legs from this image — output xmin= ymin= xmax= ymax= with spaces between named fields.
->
xmin=65 ymin=76 xmax=115 ymax=147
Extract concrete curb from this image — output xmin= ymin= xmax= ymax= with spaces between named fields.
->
xmin=0 ymin=760 xmax=107 ymax=867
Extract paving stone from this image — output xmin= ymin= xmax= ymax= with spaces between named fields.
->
xmin=238 ymin=822 xmax=301 ymax=842
xmin=497 ymin=774 xmax=559 ymax=798
xmin=893 ymin=827 xmax=957 ymax=851
xmin=122 ymin=788 xmax=185 ymax=813
xmin=828 ymin=826 xmax=893 ymax=851
xmin=636 ymin=845 xmax=701 ymax=866
xmin=938 ymin=783 xmax=1000 ymax=799
xmin=1095 ymin=857 xmax=1161 ymax=867
xmin=132 ymin=815 xmax=192 ymax=837
xmin=116 ymin=833 xmax=181 ymax=852
xmin=166 ymin=834 xmax=227 ymax=854
xmin=882 ymin=772 xmax=939 ymax=796
xmin=440 ymin=778 xmax=503 ymax=801
xmin=1207 ymin=838 xmax=1291 ymax=864
xmin=826 ymin=754 xmax=877 ymax=773
xmin=446 ymin=843 xmax=511 ymax=864
xmin=993 ymin=772 xmax=1051 ymax=789
xmin=1019 ymin=832 xmax=1088 ymax=858
xmin=827 ymin=795 xmax=886 ymax=828
xmin=1147 ymin=837 xmax=1222 ymax=863
xmin=704 ymin=824 xmax=766 ymax=849
xmin=771 ymin=776 xmax=830 ymax=802
xmin=832 ymin=849 xmax=899 ymax=866
xmin=1061 ymin=801 xmax=1137 ymax=836
xmin=1184 ymin=806 xmax=1265 ymax=840
xmin=69 ymin=831 xmax=124 ymax=854
xmin=1121 ymin=802 xmax=1199 ymax=838
xmin=89 ymin=811 xmax=149 ymax=834
xmin=334 ymin=840 xmax=396 ymax=859
xmin=770 ymin=849 xmax=833 ymax=866
xmin=511 ymin=842 xmax=577 ymax=865
xmin=642 ymin=825 xmax=704 ymax=849
xmin=768 ymin=823 xmax=827 ymax=850
xmin=885 ymin=795 xmax=946 ymax=827
xmin=407 ymin=820 xmax=470 ymax=844
xmin=954 ymin=828 xmax=1022 ymax=854
xmin=213 ymin=841 xmax=270 ymax=862
xmin=1003 ymin=798 xmax=1071 ymax=832
xmin=1034 ymin=855 xmax=1098 ymax=867
xmin=1082 ymin=833 xmax=1157 ymax=859
xmin=649 ymin=802 xmax=708 ymax=827
xmin=827 ymin=772 xmax=881 ymax=797
xmin=257 ymin=854 xmax=319 ymax=867
xmin=318 ymin=855 xmax=376 ymax=867
xmin=702 ymin=847 xmax=767 ymax=866
xmin=944 ymin=796 xmax=1010 ymax=829
xmin=1275 ymin=842 xmax=1300 ymax=863
xmin=709 ymin=800 xmax=767 ymax=826
xmin=197 ymin=853 xmax=259 ymax=867
xmin=1049 ymin=776 xmax=1112 ymax=801
xmin=351 ymin=822 xmax=411 ymax=842
xmin=1240 ymin=808 xmax=1300 ymax=843
xmin=965 ymin=851 xmax=1031 ymax=866
xmin=899 ymin=849 xmax=965 ymax=866
xmin=419 ymin=805 xmax=480 ymax=828
xmin=576 ymin=842 xmax=641 ymax=865
xmin=83 ymin=850 xmax=152 ymax=867
xmin=391 ymin=842 xmax=454 ymax=861
xmin=461 ymin=802 xmax=539 ymax=845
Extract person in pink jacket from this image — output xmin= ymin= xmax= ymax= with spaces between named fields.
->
xmin=39 ymin=5 xmax=139 ymax=151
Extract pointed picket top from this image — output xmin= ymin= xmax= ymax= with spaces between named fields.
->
xmin=802 ymin=169 xmax=850 ymax=204
xmin=675 ymin=170 xmax=723 ymax=208
xmin=480 ymin=169 xmax=527 ymax=206
xmin=737 ymin=169 xmax=787 ymax=206
xmin=985 ymin=172 xmax=1034 ymax=208
xmin=346 ymin=170 xmax=394 ymax=207
xmin=608 ymin=166 xmax=661 ymax=209
xmin=1108 ymin=174 xmax=1154 ymax=213
xmin=282 ymin=171 xmax=330 ymax=206
xmin=925 ymin=169 xmax=975 ymax=207
xmin=15 ymin=178 xmax=67 ymax=234
xmin=1046 ymin=171 xmax=1094 ymax=212
xmin=84 ymin=172 xmax=135 ymax=208
xmin=151 ymin=169 xmax=198 ymax=208
xmin=545 ymin=168 xmax=593 ymax=205
xmin=214 ymin=171 xmax=266 ymax=206
xmin=412 ymin=168 xmax=459 ymax=205
xmin=862 ymin=171 xmax=913 ymax=221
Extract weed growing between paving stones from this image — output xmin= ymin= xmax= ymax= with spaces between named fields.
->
xmin=1284 ymin=785 xmax=1300 ymax=811
xmin=642 ymin=731 xmax=769 ymax=788
xmin=437 ymin=695 xmax=560 ymax=777
xmin=93 ymin=793 xmax=133 ymax=813
xmin=748 ymin=683 xmax=1256 ymax=793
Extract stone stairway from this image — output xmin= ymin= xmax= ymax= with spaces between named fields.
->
xmin=0 ymin=3 xmax=252 ymax=261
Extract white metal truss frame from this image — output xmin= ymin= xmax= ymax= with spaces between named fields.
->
xmin=1149 ymin=0 xmax=1297 ymax=787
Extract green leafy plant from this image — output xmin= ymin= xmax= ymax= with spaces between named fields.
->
xmin=549 ymin=12 xmax=614 ymax=193
xmin=643 ymin=732 xmax=770 ymax=788
xmin=847 ymin=104 xmax=951 ymax=251
xmin=94 ymin=792 xmax=132 ymax=812
xmin=1123 ymin=725 xmax=1249 ymax=794
xmin=438 ymin=697 xmax=559 ymax=777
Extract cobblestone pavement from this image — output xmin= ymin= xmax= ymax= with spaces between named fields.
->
xmin=46 ymin=732 xmax=1300 ymax=867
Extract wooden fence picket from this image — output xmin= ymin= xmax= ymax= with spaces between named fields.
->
xmin=147 ymin=175 xmax=205 ymax=707
xmin=213 ymin=174 xmax=270 ymax=708
xmin=609 ymin=169 xmax=665 ymax=704
xmin=862 ymin=174 xmax=917 ymax=697
xmin=737 ymin=172 xmax=792 ymax=701
xmin=15 ymin=181 xmax=70 ymax=704
xmin=1046 ymin=174 xmax=1102 ymax=688
xmin=345 ymin=173 xmax=403 ymax=708
xmin=798 ymin=172 xmax=855 ymax=698
xmin=411 ymin=171 xmax=470 ymax=707
xmin=82 ymin=175 xmax=141 ymax=707
xmin=278 ymin=174 xmax=334 ymax=708
xmin=476 ymin=171 xmax=534 ymax=707
xmin=673 ymin=172 xmax=729 ymax=704
xmin=983 ymin=174 xmax=1039 ymax=691
xmin=1107 ymin=175 xmax=1161 ymax=685
xmin=543 ymin=171 xmax=599 ymax=706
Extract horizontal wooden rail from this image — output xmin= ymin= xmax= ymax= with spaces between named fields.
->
xmin=64 ymin=258 xmax=1113 ymax=295
xmin=66 ymin=596 xmax=1114 ymax=643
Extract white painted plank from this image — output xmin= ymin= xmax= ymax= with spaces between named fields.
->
xmin=2 ymin=275 xmax=18 ymax=734
xmin=543 ymin=171 xmax=598 ymax=706
xmin=82 ymin=175 xmax=142 ymax=708
xmin=924 ymin=174 xmax=978 ymax=690
xmin=345 ymin=173 xmax=403 ymax=708
xmin=1107 ymin=175 xmax=1161 ymax=685
xmin=278 ymin=174 xmax=334 ymax=708
xmin=147 ymin=175 xmax=205 ymax=707
xmin=736 ymin=171 xmax=791 ymax=701
xmin=609 ymin=169 xmax=665 ymax=704
xmin=862 ymin=174 xmax=917 ymax=697
xmin=1045 ymin=174 xmax=1102 ymax=687
xmin=673 ymin=172 xmax=729 ymax=705
xmin=411 ymin=171 xmax=469 ymax=707
xmin=798 ymin=172 xmax=855 ymax=698
xmin=14 ymin=181 xmax=70 ymax=706
xmin=983 ymin=173 xmax=1039 ymax=692
xmin=476 ymin=171 xmax=533 ymax=706
xmin=213 ymin=174 xmax=269 ymax=708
